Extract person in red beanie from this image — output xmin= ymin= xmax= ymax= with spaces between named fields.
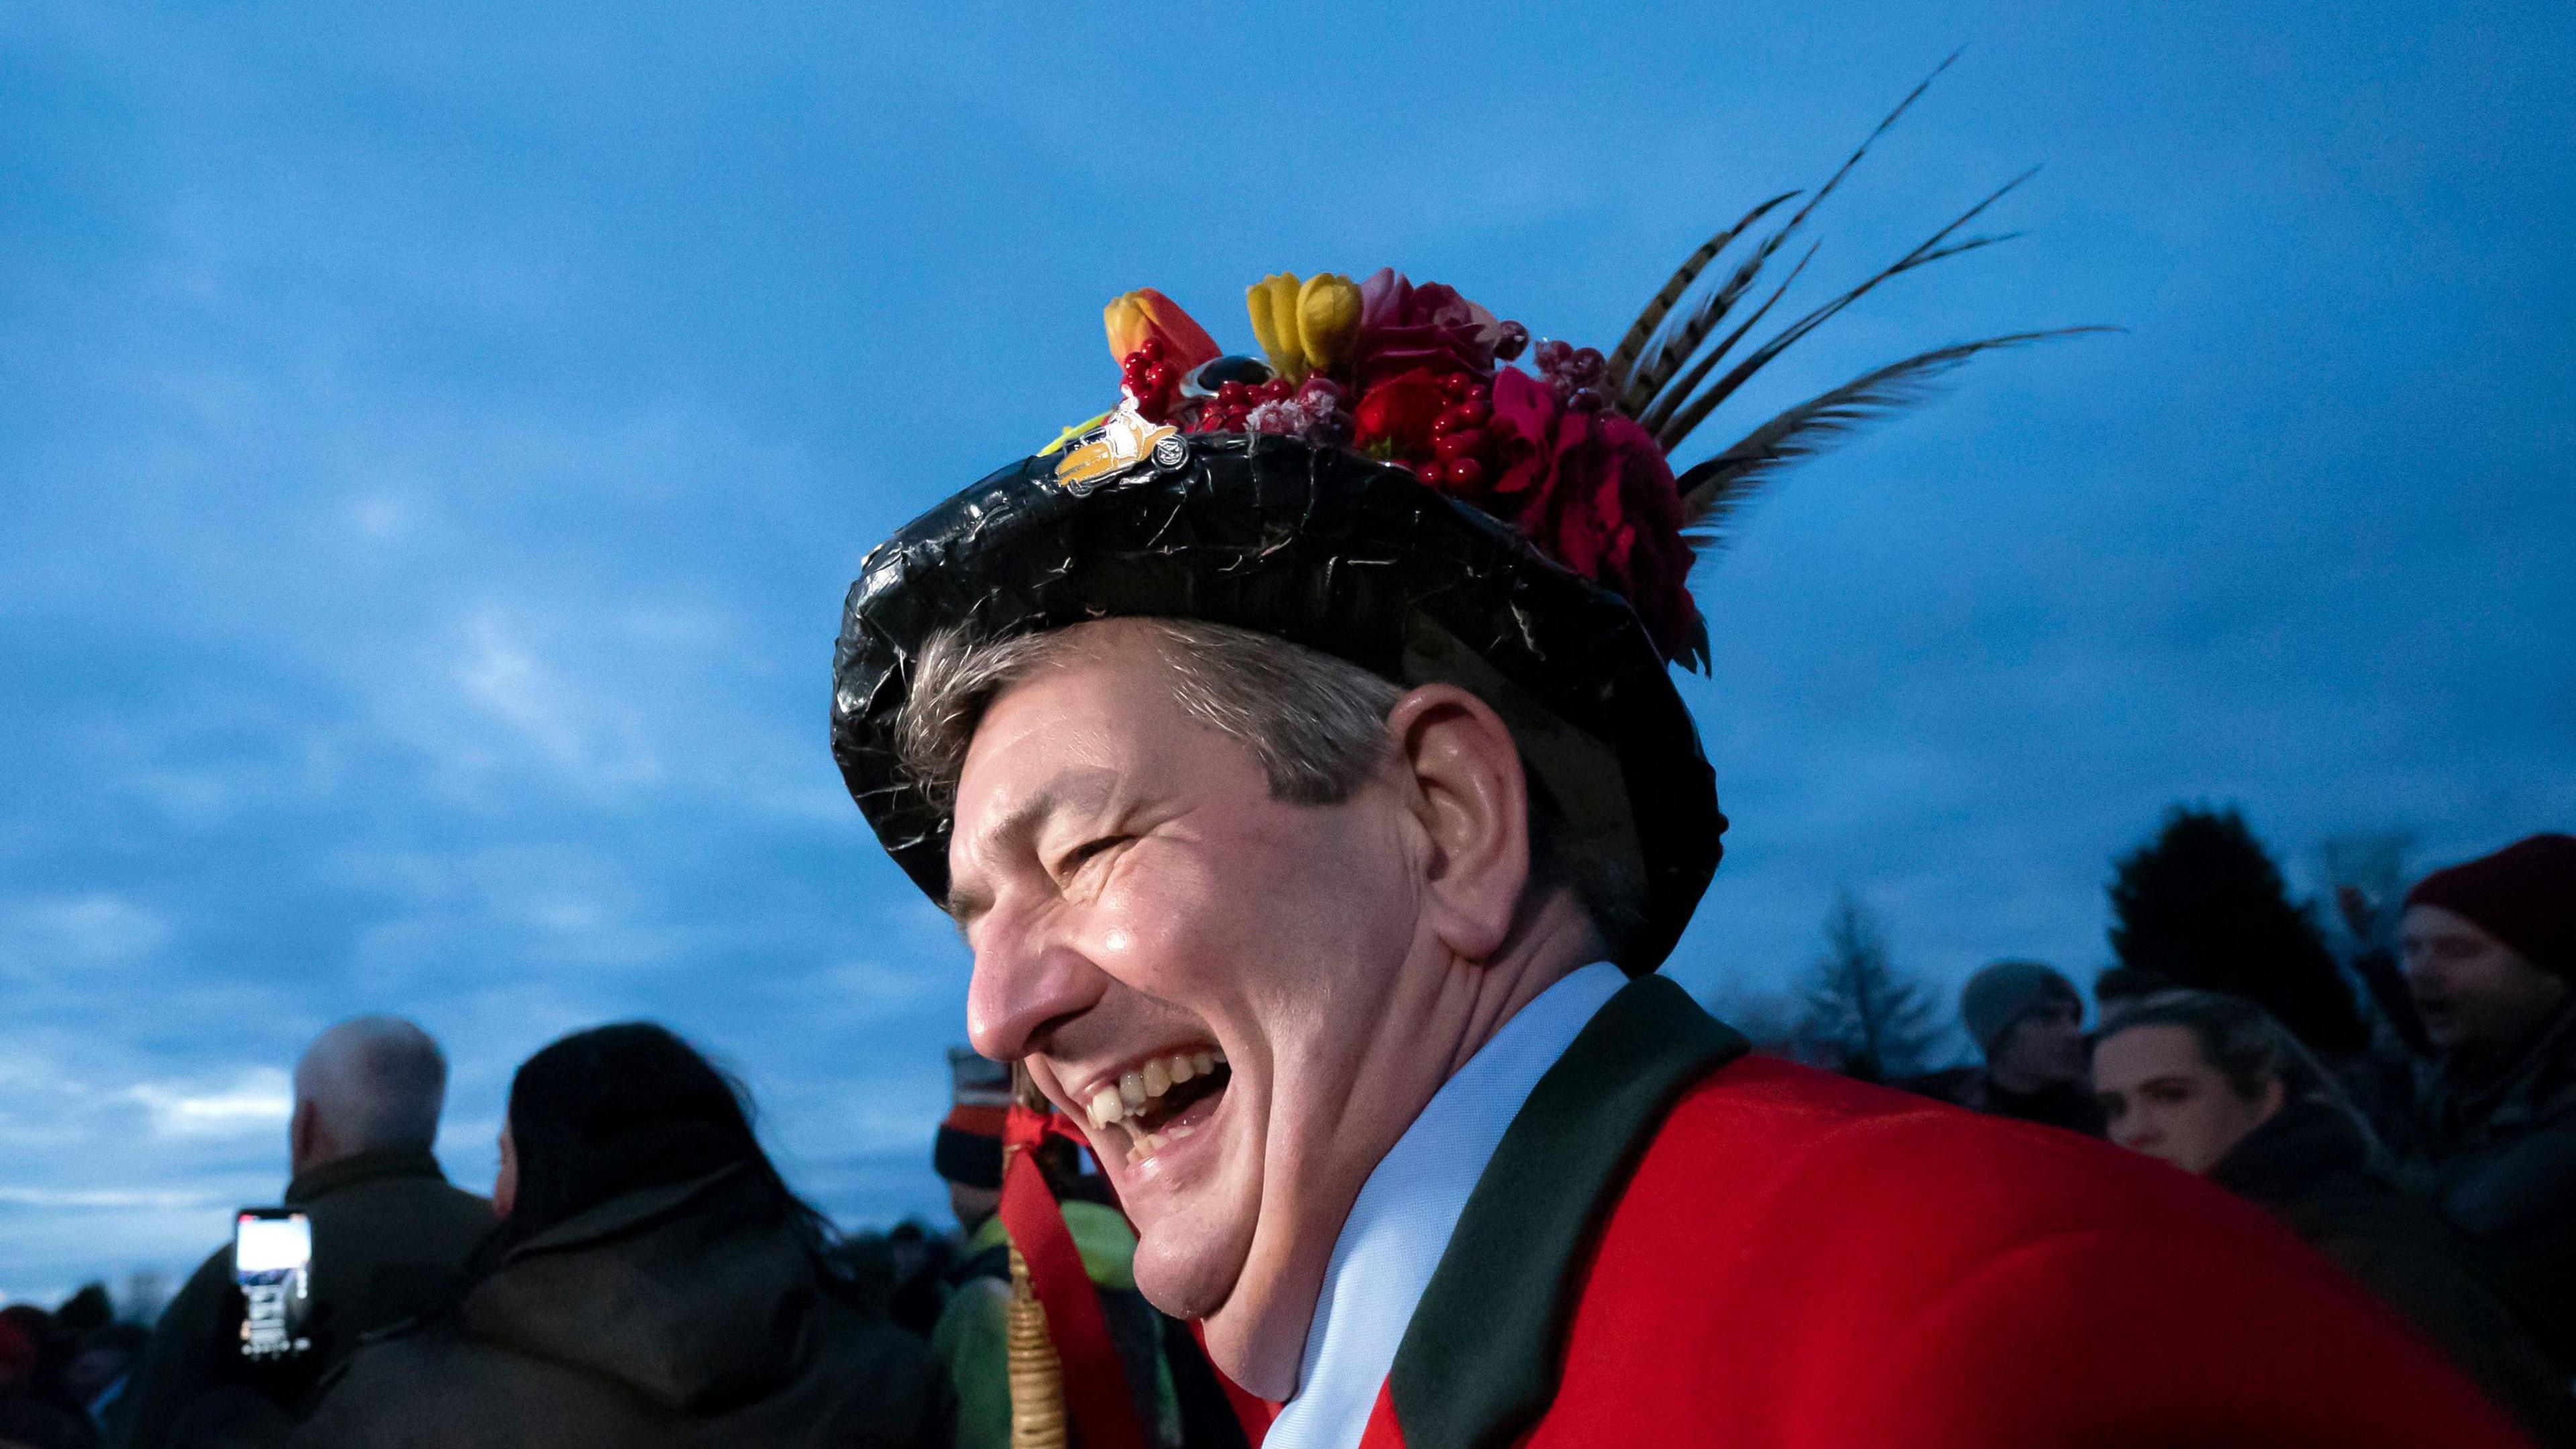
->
xmin=2402 ymin=833 xmax=2576 ymax=1366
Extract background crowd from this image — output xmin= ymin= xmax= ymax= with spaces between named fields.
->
xmin=0 ymin=819 xmax=2566 ymax=1448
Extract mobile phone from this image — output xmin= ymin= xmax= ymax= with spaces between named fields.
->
xmin=233 ymin=1208 xmax=313 ymax=1360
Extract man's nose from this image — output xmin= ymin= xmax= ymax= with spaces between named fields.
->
xmin=966 ymin=921 xmax=1107 ymax=1062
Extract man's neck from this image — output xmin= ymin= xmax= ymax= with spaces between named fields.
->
xmin=1222 ymin=898 xmax=1606 ymax=1397
xmin=286 ymin=1144 xmax=443 ymax=1203
xmin=1432 ymin=904 xmax=1603 ymax=1081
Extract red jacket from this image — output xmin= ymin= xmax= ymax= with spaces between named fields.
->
xmin=1347 ymin=975 xmax=2530 ymax=1449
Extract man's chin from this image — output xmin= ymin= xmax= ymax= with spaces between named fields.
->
xmin=1130 ymin=1214 xmax=1247 ymax=1324
xmin=1136 ymin=1218 xmax=1317 ymax=1399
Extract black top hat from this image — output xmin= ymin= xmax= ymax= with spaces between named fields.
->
xmin=830 ymin=70 xmax=2095 ymax=973
xmin=833 ymin=431 xmax=1722 ymax=970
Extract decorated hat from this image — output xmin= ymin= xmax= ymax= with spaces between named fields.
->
xmin=833 ymin=70 xmax=2094 ymax=971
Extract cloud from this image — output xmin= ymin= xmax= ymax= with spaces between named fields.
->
xmin=123 ymin=1068 xmax=294 ymax=1140
xmin=445 ymin=608 xmax=663 ymax=788
xmin=0 ymin=894 xmax=173 ymax=973
xmin=0 ymin=1187 xmax=216 ymax=1210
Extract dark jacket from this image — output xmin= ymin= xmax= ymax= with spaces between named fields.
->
xmin=112 ymin=1149 xmax=494 ymax=1449
xmin=1897 ymin=1065 xmax=2106 ymax=1136
xmin=2213 ymin=1102 xmax=2576 ymax=1445
xmin=288 ymin=1166 xmax=951 ymax=1449
xmin=2414 ymin=1000 xmax=2576 ymax=1358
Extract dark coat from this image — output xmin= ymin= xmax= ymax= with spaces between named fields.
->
xmin=288 ymin=1167 xmax=951 ymax=1449
xmin=2212 ymin=1102 xmax=2576 ymax=1445
xmin=2414 ymin=1001 xmax=2576 ymax=1360
xmin=111 ymin=1149 xmax=494 ymax=1449
xmin=1897 ymin=1065 xmax=2106 ymax=1136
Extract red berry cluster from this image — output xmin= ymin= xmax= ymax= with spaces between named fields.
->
xmin=1120 ymin=340 xmax=1183 ymax=422
xmin=1191 ymin=376 xmax=1296 ymax=434
xmin=1419 ymin=372 xmax=1494 ymax=493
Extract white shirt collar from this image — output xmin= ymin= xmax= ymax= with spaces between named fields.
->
xmin=1261 ymin=961 xmax=1629 ymax=1449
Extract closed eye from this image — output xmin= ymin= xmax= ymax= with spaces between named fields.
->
xmin=1054 ymin=835 xmax=1130 ymax=881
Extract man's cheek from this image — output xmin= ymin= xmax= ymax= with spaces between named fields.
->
xmin=1106 ymin=852 xmax=1254 ymax=976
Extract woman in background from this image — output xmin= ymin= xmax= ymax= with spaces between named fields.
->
xmin=2094 ymin=990 xmax=2574 ymax=1446
xmin=294 ymin=1022 xmax=951 ymax=1449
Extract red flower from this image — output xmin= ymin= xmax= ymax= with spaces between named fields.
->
xmin=1477 ymin=368 xmax=1705 ymax=664
xmin=1351 ymin=368 xmax=1455 ymax=464
xmin=1350 ymin=270 xmax=1507 ymax=387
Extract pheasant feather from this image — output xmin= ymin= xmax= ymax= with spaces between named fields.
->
xmin=1674 ymin=328 xmax=2114 ymax=547
xmin=1615 ymin=52 xmax=1960 ymax=420
xmin=1654 ymin=169 xmax=2038 ymax=452
xmin=1603 ymin=193 xmax=1794 ymax=397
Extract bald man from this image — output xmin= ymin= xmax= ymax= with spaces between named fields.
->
xmin=111 ymin=1018 xmax=495 ymax=1449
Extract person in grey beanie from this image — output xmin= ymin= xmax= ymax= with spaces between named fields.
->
xmin=1903 ymin=961 xmax=2105 ymax=1136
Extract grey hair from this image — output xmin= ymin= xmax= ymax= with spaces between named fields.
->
xmin=895 ymin=619 xmax=1643 ymax=953
xmin=293 ymin=1016 xmax=448 ymax=1154
xmin=898 ymin=619 xmax=1401 ymax=814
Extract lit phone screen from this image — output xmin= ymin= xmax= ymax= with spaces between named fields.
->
xmin=235 ymin=1214 xmax=311 ymax=1274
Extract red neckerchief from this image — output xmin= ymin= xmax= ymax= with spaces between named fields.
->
xmin=1000 ymin=1103 xmax=1148 ymax=1449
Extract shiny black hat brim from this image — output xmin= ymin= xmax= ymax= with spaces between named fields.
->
xmin=830 ymin=432 xmax=1722 ymax=971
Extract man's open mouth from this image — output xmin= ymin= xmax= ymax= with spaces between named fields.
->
xmin=1082 ymin=1048 xmax=1230 ymax=1165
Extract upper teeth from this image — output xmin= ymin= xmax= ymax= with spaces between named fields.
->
xmin=1088 ymin=1049 xmax=1221 ymax=1128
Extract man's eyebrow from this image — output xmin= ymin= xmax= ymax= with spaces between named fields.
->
xmin=943 ymin=880 xmax=993 ymax=926
xmin=944 ymin=768 xmax=1124 ymax=922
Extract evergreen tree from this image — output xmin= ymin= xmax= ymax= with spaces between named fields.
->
xmin=1798 ymin=890 xmax=1945 ymax=1081
xmin=2104 ymin=804 xmax=2367 ymax=1056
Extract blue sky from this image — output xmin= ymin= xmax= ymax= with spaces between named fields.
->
xmin=2 ymin=1 xmax=2569 ymax=1301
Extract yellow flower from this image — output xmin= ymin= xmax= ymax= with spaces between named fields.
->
xmin=1246 ymin=272 xmax=1307 ymax=382
xmin=1296 ymin=274 xmax=1362 ymax=372
xmin=1246 ymin=272 xmax=1362 ymax=382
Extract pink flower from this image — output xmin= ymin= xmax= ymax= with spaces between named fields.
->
xmin=1479 ymin=368 xmax=1703 ymax=663
xmin=1350 ymin=269 xmax=1507 ymax=387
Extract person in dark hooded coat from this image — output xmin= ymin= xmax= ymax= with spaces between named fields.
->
xmin=2094 ymin=989 xmax=2576 ymax=1445
xmin=290 ymin=1023 xmax=952 ymax=1449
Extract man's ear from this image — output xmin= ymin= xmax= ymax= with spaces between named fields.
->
xmin=289 ymin=1099 xmax=321 ymax=1175
xmin=1387 ymin=683 xmax=1530 ymax=964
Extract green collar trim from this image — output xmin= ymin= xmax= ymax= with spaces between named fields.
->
xmin=1387 ymin=973 xmax=1746 ymax=1449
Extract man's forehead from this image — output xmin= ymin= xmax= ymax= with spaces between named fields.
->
xmin=963 ymin=765 xmax=1121 ymax=844
xmin=948 ymin=653 xmax=1178 ymax=879
xmin=958 ymin=636 xmax=1180 ymax=780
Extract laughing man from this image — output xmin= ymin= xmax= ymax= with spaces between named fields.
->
xmin=828 ymin=247 xmax=2529 ymax=1449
